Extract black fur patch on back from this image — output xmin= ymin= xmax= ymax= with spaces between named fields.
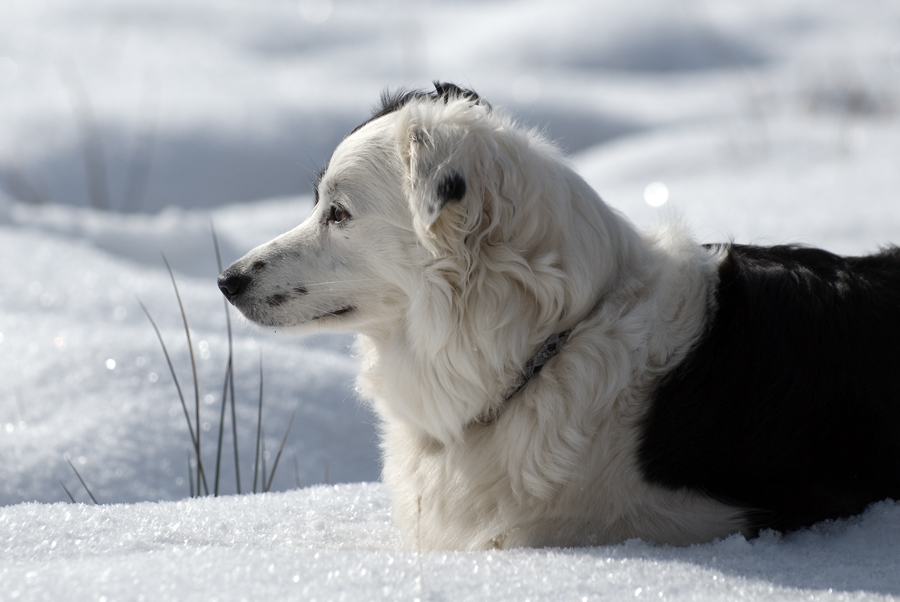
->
xmin=638 ymin=244 xmax=900 ymax=534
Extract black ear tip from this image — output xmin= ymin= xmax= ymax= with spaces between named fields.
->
xmin=433 ymin=81 xmax=465 ymax=98
xmin=436 ymin=172 xmax=466 ymax=205
xmin=432 ymin=82 xmax=486 ymax=107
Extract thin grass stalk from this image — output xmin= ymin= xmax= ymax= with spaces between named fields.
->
xmin=253 ymin=356 xmax=264 ymax=494
xmin=213 ymin=359 xmax=232 ymax=496
xmin=162 ymin=255 xmax=208 ymax=496
xmin=265 ymin=412 xmax=295 ymax=493
xmin=138 ymin=299 xmax=208 ymax=492
xmin=188 ymin=450 xmax=195 ymax=498
xmin=212 ymin=223 xmax=241 ymax=494
xmin=121 ymin=84 xmax=158 ymax=211
xmin=229 ymin=364 xmax=241 ymax=494
xmin=139 ymin=298 xmax=197 ymax=445
xmin=59 ymin=479 xmax=76 ymax=503
xmin=65 ymin=456 xmax=98 ymax=505
xmin=61 ymin=63 xmax=111 ymax=211
xmin=261 ymin=429 xmax=268 ymax=493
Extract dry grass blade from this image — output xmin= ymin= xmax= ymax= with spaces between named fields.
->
xmin=59 ymin=479 xmax=76 ymax=504
xmin=138 ymin=299 xmax=196 ymax=443
xmin=228 ymin=366 xmax=240 ymax=494
xmin=261 ymin=428 xmax=268 ymax=491
xmin=161 ymin=254 xmax=209 ymax=496
xmin=60 ymin=62 xmax=110 ymax=211
xmin=212 ymin=224 xmax=241 ymax=492
xmin=188 ymin=449 xmax=195 ymax=498
xmin=265 ymin=412 xmax=295 ymax=493
xmin=212 ymin=222 xmax=240 ymax=494
xmin=213 ymin=359 xmax=232 ymax=496
xmin=65 ymin=455 xmax=98 ymax=505
xmin=138 ymin=298 xmax=207 ymax=495
xmin=253 ymin=356 xmax=264 ymax=494
xmin=140 ymin=230 xmax=300 ymax=499
xmin=121 ymin=84 xmax=158 ymax=211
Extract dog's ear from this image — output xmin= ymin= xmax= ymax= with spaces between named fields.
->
xmin=406 ymin=126 xmax=470 ymax=228
xmin=405 ymin=83 xmax=490 ymax=229
xmin=410 ymin=134 xmax=468 ymax=228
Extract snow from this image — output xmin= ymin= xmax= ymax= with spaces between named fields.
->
xmin=2 ymin=488 xmax=900 ymax=601
xmin=2 ymin=0 xmax=900 ymax=599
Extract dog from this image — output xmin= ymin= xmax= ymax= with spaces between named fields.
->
xmin=218 ymin=82 xmax=900 ymax=549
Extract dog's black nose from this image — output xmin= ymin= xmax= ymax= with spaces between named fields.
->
xmin=218 ymin=270 xmax=251 ymax=300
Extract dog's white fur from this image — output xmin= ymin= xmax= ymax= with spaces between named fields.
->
xmin=227 ymin=94 xmax=745 ymax=549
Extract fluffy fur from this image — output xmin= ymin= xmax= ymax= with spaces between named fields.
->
xmin=218 ymin=83 xmax=900 ymax=550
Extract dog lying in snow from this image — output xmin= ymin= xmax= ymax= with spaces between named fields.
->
xmin=219 ymin=82 xmax=900 ymax=549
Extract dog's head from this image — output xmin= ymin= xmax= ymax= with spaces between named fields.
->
xmin=219 ymin=82 xmax=630 ymax=352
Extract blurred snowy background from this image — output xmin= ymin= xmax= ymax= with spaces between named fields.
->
xmin=1 ymin=0 xmax=899 ymax=599
xmin=3 ymin=0 xmax=897 ymax=221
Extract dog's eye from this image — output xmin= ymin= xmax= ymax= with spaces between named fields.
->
xmin=327 ymin=205 xmax=351 ymax=224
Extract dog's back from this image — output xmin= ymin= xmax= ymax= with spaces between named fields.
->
xmin=640 ymin=244 xmax=900 ymax=533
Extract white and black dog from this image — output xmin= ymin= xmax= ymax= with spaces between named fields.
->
xmin=219 ymin=83 xmax=900 ymax=549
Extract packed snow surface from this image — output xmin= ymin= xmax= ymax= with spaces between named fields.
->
xmin=2 ymin=486 xmax=900 ymax=601
xmin=1 ymin=0 xmax=900 ymax=599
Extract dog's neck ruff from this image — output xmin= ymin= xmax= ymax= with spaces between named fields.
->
xmin=469 ymin=328 xmax=573 ymax=428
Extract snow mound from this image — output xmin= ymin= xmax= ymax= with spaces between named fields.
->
xmin=2 ymin=484 xmax=899 ymax=602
